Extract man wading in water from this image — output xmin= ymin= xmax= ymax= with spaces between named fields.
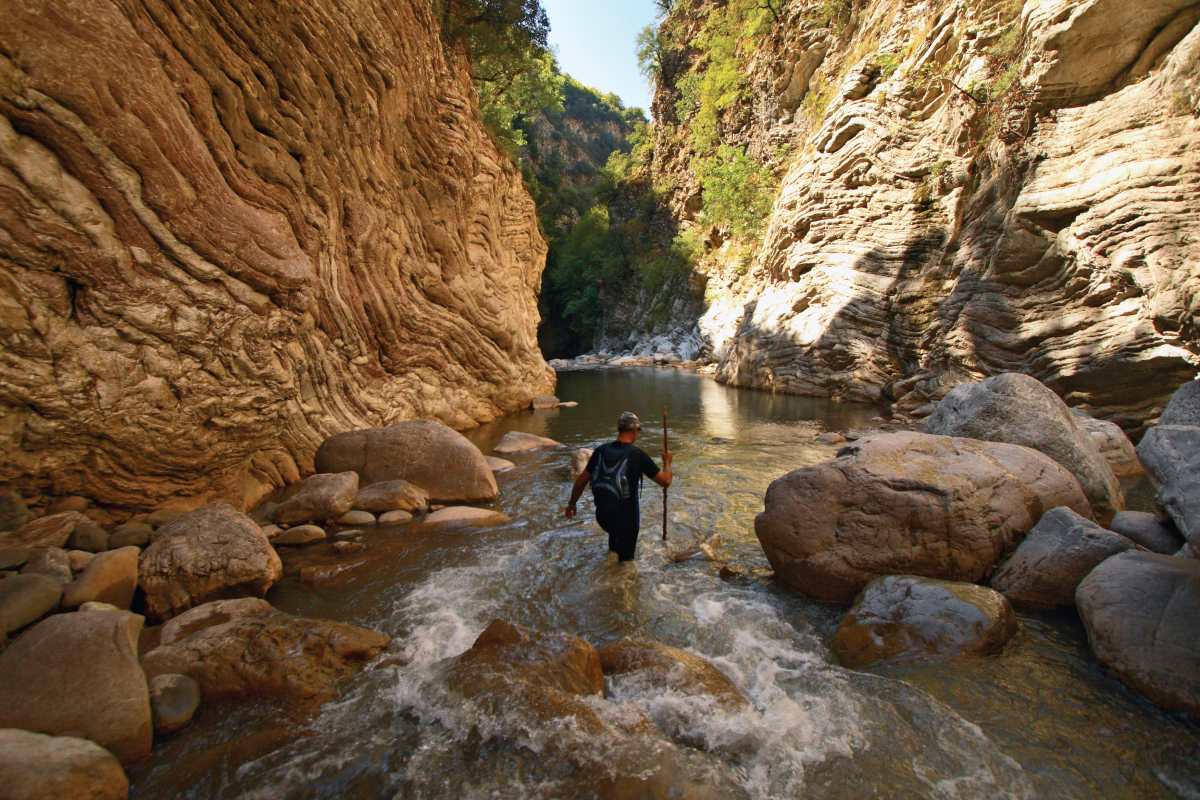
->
xmin=564 ymin=412 xmax=673 ymax=563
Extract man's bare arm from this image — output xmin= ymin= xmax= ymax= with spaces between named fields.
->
xmin=651 ymin=450 xmax=673 ymax=488
xmin=564 ymin=469 xmax=590 ymax=518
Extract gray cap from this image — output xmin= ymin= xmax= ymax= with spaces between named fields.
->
xmin=617 ymin=412 xmax=642 ymax=432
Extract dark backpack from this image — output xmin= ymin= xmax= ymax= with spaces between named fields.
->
xmin=591 ymin=444 xmax=637 ymax=502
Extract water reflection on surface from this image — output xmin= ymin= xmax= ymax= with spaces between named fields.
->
xmin=130 ymin=368 xmax=1199 ymax=799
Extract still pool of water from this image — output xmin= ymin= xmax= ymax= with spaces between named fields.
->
xmin=130 ymin=368 xmax=1200 ymax=799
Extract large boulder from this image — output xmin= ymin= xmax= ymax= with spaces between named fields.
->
xmin=990 ymin=507 xmax=1137 ymax=609
xmin=139 ymin=504 xmax=282 ymax=621
xmin=1077 ymin=551 xmax=1200 ymax=715
xmin=1137 ymin=380 xmax=1200 ymax=548
xmin=493 ymin=431 xmax=562 ymax=454
xmin=0 ymin=729 xmax=128 ymax=800
xmin=0 ymin=611 xmax=152 ymax=764
xmin=62 ymin=547 xmax=140 ymax=610
xmin=924 ymin=373 xmax=1123 ymax=523
xmin=272 ymin=472 xmax=359 ymax=525
xmin=833 ymin=576 xmax=1017 ymax=668
xmin=1070 ymin=410 xmax=1143 ymax=478
xmin=444 ymin=620 xmax=606 ymax=734
xmin=316 ymin=421 xmax=497 ymax=503
xmin=1109 ymin=511 xmax=1185 ymax=555
xmin=755 ymin=432 xmax=1091 ymax=602
xmin=0 ymin=573 xmax=62 ymax=634
xmin=142 ymin=604 xmax=389 ymax=703
xmin=597 ymin=639 xmax=748 ymax=711
xmin=0 ymin=512 xmax=90 ymax=549
xmin=354 ymin=480 xmax=429 ymax=513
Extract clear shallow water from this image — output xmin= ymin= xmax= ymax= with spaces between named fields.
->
xmin=130 ymin=368 xmax=1200 ymax=799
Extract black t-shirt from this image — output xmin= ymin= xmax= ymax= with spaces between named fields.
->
xmin=586 ymin=442 xmax=660 ymax=528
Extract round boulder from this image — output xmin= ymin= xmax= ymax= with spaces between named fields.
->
xmin=833 ymin=576 xmax=1017 ymax=668
xmin=62 ymin=547 xmax=140 ymax=610
xmin=1108 ymin=511 xmax=1184 ymax=554
xmin=755 ymin=431 xmax=1091 ymax=602
xmin=272 ymin=472 xmax=359 ymax=526
xmin=990 ymin=507 xmax=1137 ymax=609
xmin=354 ymin=479 xmax=429 ymax=513
xmin=149 ymin=673 xmax=201 ymax=735
xmin=315 ymin=421 xmax=497 ymax=503
xmin=0 ymin=610 xmax=152 ymax=764
xmin=924 ymin=373 xmax=1123 ymax=523
xmin=493 ymin=431 xmax=562 ymax=454
xmin=139 ymin=504 xmax=282 ymax=621
xmin=0 ymin=729 xmax=128 ymax=800
xmin=0 ymin=573 xmax=62 ymax=634
xmin=1077 ymin=551 xmax=1200 ymax=715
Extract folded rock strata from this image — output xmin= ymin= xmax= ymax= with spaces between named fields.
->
xmin=0 ymin=0 xmax=552 ymax=513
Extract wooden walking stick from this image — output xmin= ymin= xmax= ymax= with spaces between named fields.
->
xmin=662 ymin=407 xmax=669 ymax=541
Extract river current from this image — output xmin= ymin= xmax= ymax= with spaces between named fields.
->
xmin=131 ymin=368 xmax=1200 ymax=799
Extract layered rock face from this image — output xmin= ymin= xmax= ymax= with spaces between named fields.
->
xmin=649 ymin=0 xmax=1200 ymax=430
xmin=0 ymin=0 xmax=552 ymax=512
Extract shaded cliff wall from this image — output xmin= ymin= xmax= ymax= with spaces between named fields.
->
xmin=650 ymin=0 xmax=1200 ymax=431
xmin=0 ymin=0 xmax=553 ymax=511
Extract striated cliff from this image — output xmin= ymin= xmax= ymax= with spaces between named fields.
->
xmin=643 ymin=0 xmax=1200 ymax=431
xmin=0 ymin=0 xmax=553 ymax=512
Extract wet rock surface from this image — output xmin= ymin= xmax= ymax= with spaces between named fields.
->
xmin=493 ymin=431 xmax=563 ymax=454
xmin=924 ymin=374 xmax=1123 ymax=523
xmin=317 ymin=422 xmax=499 ymax=503
xmin=1077 ymin=551 xmax=1200 ymax=716
xmin=0 ymin=610 xmax=151 ymax=764
xmin=990 ymin=507 xmax=1137 ymax=609
xmin=424 ymin=507 xmax=510 ymax=528
xmin=755 ymin=431 xmax=1090 ymax=602
xmin=139 ymin=504 xmax=282 ymax=621
xmin=142 ymin=606 xmax=389 ymax=703
xmin=598 ymin=639 xmax=749 ymax=711
xmin=833 ymin=576 xmax=1017 ymax=668
xmin=0 ymin=729 xmax=129 ymax=800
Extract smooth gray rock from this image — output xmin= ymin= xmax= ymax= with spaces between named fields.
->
xmin=0 ymin=729 xmax=129 ymax=800
xmin=1077 ymin=551 xmax=1200 ymax=715
xmin=316 ymin=421 xmax=498 ymax=503
xmin=833 ymin=576 xmax=1017 ymax=667
xmin=21 ymin=548 xmax=72 ymax=585
xmin=924 ymin=373 xmax=1123 ymax=523
xmin=0 ymin=574 xmax=62 ymax=634
xmin=273 ymin=472 xmax=360 ymax=526
xmin=149 ymin=673 xmax=201 ymax=735
xmin=990 ymin=507 xmax=1137 ymax=609
xmin=1160 ymin=379 xmax=1200 ymax=426
xmin=1137 ymin=423 xmax=1200 ymax=548
xmin=1109 ymin=511 xmax=1184 ymax=555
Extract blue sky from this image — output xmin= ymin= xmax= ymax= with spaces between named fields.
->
xmin=542 ymin=0 xmax=660 ymax=113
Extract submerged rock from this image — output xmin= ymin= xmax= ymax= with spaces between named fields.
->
xmin=833 ymin=576 xmax=1017 ymax=668
xmin=1108 ymin=511 xmax=1184 ymax=555
xmin=354 ymin=480 xmax=429 ymax=513
xmin=273 ymin=472 xmax=360 ymax=526
xmin=1077 ymin=551 xmax=1200 ymax=716
xmin=598 ymin=639 xmax=748 ymax=711
xmin=990 ymin=507 xmax=1136 ymax=609
xmin=0 ymin=610 xmax=151 ymax=764
xmin=143 ymin=604 xmax=389 ymax=702
xmin=493 ymin=431 xmax=562 ymax=454
xmin=486 ymin=456 xmax=516 ymax=473
xmin=316 ymin=421 xmax=498 ymax=503
xmin=139 ymin=504 xmax=282 ymax=621
xmin=924 ymin=373 xmax=1123 ymax=523
xmin=0 ymin=729 xmax=128 ymax=800
xmin=755 ymin=432 xmax=1090 ymax=602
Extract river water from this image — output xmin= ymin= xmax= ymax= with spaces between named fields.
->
xmin=131 ymin=368 xmax=1199 ymax=799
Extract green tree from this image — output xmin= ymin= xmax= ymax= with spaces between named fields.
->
xmin=697 ymin=144 xmax=775 ymax=238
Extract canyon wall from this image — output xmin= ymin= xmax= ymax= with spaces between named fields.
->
xmin=0 ymin=0 xmax=553 ymax=512
xmin=647 ymin=0 xmax=1200 ymax=431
